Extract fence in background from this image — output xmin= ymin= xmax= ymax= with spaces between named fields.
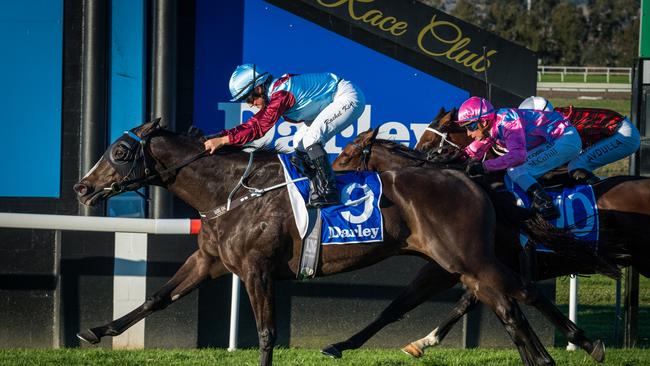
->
xmin=538 ymin=66 xmax=632 ymax=84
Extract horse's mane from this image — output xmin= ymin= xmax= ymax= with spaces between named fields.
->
xmin=372 ymin=138 xmax=464 ymax=171
xmin=180 ymin=125 xmax=285 ymax=156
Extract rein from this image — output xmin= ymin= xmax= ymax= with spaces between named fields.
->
xmin=354 ymin=137 xmax=462 ymax=171
xmin=199 ymin=152 xmax=308 ymax=220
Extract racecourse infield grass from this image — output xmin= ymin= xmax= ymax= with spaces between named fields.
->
xmin=1 ymin=348 xmax=650 ymax=366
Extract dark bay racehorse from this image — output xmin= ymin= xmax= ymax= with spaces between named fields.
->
xmin=328 ymin=125 xmax=648 ymax=360
xmin=74 ymin=121 xmax=563 ymax=366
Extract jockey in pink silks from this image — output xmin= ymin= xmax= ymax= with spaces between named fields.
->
xmin=455 ymin=96 xmax=582 ymax=219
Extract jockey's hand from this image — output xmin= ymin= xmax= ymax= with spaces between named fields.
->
xmin=466 ymin=160 xmax=485 ymax=177
xmin=204 ymin=136 xmax=229 ymax=154
xmin=451 ymin=149 xmax=469 ymax=163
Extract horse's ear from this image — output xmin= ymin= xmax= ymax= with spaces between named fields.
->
xmin=152 ymin=117 xmax=162 ymax=129
xmin=187 ymin=125 xmax=207 ymax=142
xmin=371 ymin=127 xmax=380 ymax=141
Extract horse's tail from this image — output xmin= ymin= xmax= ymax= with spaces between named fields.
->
xmin=482 ymin=183 xmax=621 ymax=279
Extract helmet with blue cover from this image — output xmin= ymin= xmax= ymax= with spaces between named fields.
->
xmin=228 ymin=63 xmax=272 ymax=102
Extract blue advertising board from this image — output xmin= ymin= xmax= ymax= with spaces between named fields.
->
xmin=193 ymin=0 xmax=468 ymax=156
xmin=0 ymin=1 xmax=63 ymax=197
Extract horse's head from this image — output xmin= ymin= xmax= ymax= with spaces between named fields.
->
xmin=415 ymin=107 xmax=469 ymax=154
xmin=74 ymin=120 xmax=164 ymax=206
xmin=332 ymin=128 xmax=380 ymax=171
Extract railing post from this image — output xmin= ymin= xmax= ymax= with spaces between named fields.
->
xmin=228 ymin=274 xmax=241 ymax=351
xmin=567 ymin=274 xmax=578 ymax=351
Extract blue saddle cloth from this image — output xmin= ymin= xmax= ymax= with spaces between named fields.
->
xmin=505 ymin=176 xmax=599 ymax=252
xmin=278 ymin=154 xmax=384 ymax=245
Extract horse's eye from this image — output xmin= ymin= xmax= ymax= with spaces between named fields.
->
xmin=338 ymin=152 xmax=351 ymax=165
xmin=112 ymin=143 xmax=131 ymax=161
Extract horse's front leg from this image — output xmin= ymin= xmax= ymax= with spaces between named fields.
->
xmin=402 ymin=289 xmax=478 ymax=358
xmin=77 ymin=249 xmax=228 ymax=344
xmin=242 ymin=266 xmax=277 ymax=366
xmin=321 ymin=262 xmax=459 ymax=359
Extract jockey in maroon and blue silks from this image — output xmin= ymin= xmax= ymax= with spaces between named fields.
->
xmin=519 ymin=96 xmax=640 ymax=185
xmin=456 ymin=96 xmax=582 ymax=219
xmin=203 ymin=64 xmax=365 ymax=208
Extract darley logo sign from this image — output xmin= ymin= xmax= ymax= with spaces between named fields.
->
xmin=321 ymin=173 xmax=384 ymax=244
xmin=329 ymin=182 xmax=381 ymax=240
xmin=316 ymin=0 xmax=497 ymax=73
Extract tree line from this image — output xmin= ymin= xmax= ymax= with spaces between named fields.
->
xmin=420 ymin=0 xmax=640 ymax=67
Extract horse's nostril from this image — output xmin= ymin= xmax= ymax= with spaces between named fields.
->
xmin=73 ymin=183 xmax=88 ymax=196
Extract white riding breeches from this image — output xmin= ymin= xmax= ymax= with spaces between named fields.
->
xmin=293 ymin=79 xmax=366 ymax=151
xmin=507 ymin=126 xmax=582 ymax=191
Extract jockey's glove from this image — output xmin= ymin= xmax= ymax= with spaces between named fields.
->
xmin=466 ymin=160 xmax=486 ymax=177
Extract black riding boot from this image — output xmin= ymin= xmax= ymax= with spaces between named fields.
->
xmin=527 ymin=183 xmax=559 ymax=220
xmin=305 ymin=143 xmax=339 ymax=208
xmin=291 ymin=150 xmax=316 ymax=177
xmin=570 ymin=168 xmax=600 ymax=185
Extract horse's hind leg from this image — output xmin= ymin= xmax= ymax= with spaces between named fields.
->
xmin=463 ymin=267 xmax=556 ymax=366
xmin=321 ymin=262 xmax=459 ymax=359
xmin=402 ymin=290 xmax=478 ymax=358
xmin=513 ymin=281 xmax=605 ymax=362
xmin=77 ymin=250 xmax=228 ymax=344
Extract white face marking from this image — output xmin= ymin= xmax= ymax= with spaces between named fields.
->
xmin=82 ymin=160 xmax=102 ymax=179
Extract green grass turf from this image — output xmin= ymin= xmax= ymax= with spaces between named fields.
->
xmin=1 ymin=348 xmax=649 ymax=366
xmin=547 ymin=98 xmax=631 ymax=117
xmin=554 ymin=274 xmax=650 ymax=348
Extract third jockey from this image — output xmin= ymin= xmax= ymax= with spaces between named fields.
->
xmin=204 ymin=63 xmax=366 ymax=208
xmin=519 ymin=96 xmax=640 ymax=184
xmin=456 ymin=96 xmax=582 ymax=219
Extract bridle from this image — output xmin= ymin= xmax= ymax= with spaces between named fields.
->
xmin=351 ymin=141 xmax=373 ymax=171
xmin=424 ymin=126 xmax=461 ymax=153
xmin=88 ymin=122 xmax=209 ymax=201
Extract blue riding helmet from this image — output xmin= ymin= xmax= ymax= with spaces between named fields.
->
xmin=228 ymin=63 xmax=272 ymax=102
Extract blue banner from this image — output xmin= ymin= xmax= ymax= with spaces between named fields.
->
xmin=193 ymin=0 xmax=468 ymax=159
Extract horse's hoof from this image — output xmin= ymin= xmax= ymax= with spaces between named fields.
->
xmin=77 ymin=329 xmax=100 ymax=344
xmin=320 ymin=344 xmax=342 ymax=359
xmin=401 ymin=343 xmax=423 ymax=358
xmin=590 ymin=339 xmax=605 ymax=363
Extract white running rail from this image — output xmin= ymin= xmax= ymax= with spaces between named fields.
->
xmin=0 ymin=213 xmax=243 ymax=351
